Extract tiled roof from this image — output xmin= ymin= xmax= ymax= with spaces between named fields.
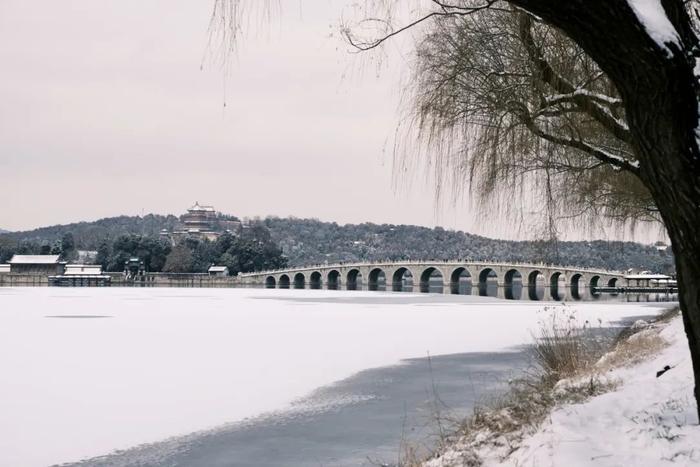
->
xmin=189 ymin=202 xmax=215 ymax=212
xmin=9 ymin=255 xmax=61 ymax=264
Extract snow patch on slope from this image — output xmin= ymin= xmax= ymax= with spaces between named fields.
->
xmin=497 ymin=316 xmax=699 ymax=467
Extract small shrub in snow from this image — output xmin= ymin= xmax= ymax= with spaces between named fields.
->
xmin=552 ymin=375 xmax=619 ymax=403
xmin=531 ymin=305 xmax=611 ymax=384
xmin=631 ymin=319 xmax=650 ymax=330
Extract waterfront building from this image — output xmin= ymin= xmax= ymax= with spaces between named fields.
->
xmin=8 ymin=255 xmax=65 ymax=275
xmin=65 ymin=264 xmax=103 ymax=275
xmin=49 ymin=264 xmax=110 ymax=287
xmin=208 ymin=265 xmax=229 ymax=276
xmin=624 ymin=273 xmax=675 ymax=287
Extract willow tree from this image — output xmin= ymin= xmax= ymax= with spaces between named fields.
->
xmin=211 ymin=0 xmax=700 ymax=418
xmin=398 ymin=9 xmax=658 ymax=225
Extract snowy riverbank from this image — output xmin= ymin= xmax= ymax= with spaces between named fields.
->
xmin=427 ymin=312 xmax=699 ymax=467
xmin=0 ymin=288 xmax=672 ymax=466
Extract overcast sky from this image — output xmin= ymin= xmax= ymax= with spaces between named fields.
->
xmin=0 ymin=1 xmax=667 ymax=243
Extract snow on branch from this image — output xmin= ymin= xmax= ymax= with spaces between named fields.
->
xmin=519 ymin=15 xmax=632 ymax=144
xmin=519 ymin=110 xmax=641 ymax=174
xmin=627 ymin=0 xmax=682 ymax=55
xmin=545 ymin=89 xmax=623 ymax=108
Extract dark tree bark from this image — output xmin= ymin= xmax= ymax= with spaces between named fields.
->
xmin=507 ymin=0 xmax=700 ymax=420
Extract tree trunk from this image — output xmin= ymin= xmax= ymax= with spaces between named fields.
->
xmin=673 ymin=238 xmax=700 ymax=421
xmin=508 ymin=0 xmax=700 ymax=420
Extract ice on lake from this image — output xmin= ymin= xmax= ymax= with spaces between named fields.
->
xmin=0 ymin=287 xmax=671 ymax=466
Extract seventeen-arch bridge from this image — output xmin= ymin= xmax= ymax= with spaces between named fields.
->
xmin=239 ymin=261 xmax=624 ymax=301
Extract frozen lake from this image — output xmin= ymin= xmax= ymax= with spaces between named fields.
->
xmin=0 ymin=288 xmax=671 ymax=466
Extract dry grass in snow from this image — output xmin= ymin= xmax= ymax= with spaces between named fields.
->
xmin=422 ymin=306 xmax=694 ymax=467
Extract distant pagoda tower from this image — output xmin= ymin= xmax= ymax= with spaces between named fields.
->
xmin=163 ymin=202 xmax=242 ymax=244
xmin=181 ymin=201 xmax=217 ymax=232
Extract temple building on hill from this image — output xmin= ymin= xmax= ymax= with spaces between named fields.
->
xmin=181 ymin=202 xmax=217 ymax=232
xmin=161 ymin=202 xmax=243 ymax=243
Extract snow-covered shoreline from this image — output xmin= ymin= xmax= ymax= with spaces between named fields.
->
xmin=0 ymin=288 xmax=672 ymax=466
xmin=427 ymin=311 xmax=699 ymax=467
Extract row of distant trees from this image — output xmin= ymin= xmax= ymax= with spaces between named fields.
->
xmin=0 ymin=223 xmax=287 ymax=276
xmin=263 ymin=217 xmax=675 ymax=274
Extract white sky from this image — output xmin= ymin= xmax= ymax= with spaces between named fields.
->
xmin=0 ymin=1 xmax=667 ymax=243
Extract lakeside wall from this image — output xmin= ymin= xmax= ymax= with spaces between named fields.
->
xmin=109 ymin=273 xmax=241 ymax=288
xmin=0 ymin=273 xmax=243 ymax=288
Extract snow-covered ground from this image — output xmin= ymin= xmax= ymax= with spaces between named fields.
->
xmin=0 ymin=287 xmax=670 ymax=466
xmin=497 ymin=315 xmax=699 ymax=467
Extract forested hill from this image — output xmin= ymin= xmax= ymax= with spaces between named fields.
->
xmin=261 ymin=217 xmax=674 ymax=274
xmin=0 ymin=215 xmax=179 ymax=248
xmin=0 ymin=215 xmax=674 ymax=274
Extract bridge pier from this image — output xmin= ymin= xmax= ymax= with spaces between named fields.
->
xmin=497 ymin=284 xmax=507 ymax=300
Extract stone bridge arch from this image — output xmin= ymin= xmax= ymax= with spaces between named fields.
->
xmin=550 ymin=271 xmax=566 ymax=301
xmin=478 ymin=268 xmax=499 ymax=297
xmin=504 ymin=269 xmax=523 ymax=300
xmin=293 ymin=272 xmax=305 ymax=289
xmin=449 ymin=267 xmax=472 ymax=295
xmin=419 ymin=266 xmax=445 ymax=293
xmin=589 ymin=275 xmax=602 ymax=298
xmin=368 ymin=268 xmax=386 ymax=291
xmin=605 ymin=276 xmax=620 ymax=296
xmin=327 ymin=270 xmax=341 ymax=290
xmin=391 ymin=267 xmax=414 ymax=292
xmin=309 ymin=271 xmax=322 ymax=290
xmin=570 ymin=273 xmax=586 ymax=300
xmin=346 ymin=268 xmax=363 ymax=290
xmin=279 ymin=274 xmax=290 ymax=289
xmin=527 ymin=270 xmax=545 ymax=301
xmin=265 ymin=276 xmax=276 ymax=289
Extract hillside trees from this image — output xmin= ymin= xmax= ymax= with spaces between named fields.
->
xmin=155 ymin=224 xmax=287 ymax=275
xmin=95 ymin=241 xmax=111 ymax=270
xmin=163 ymin=243 xmax=194 ymax=273
xmin=0 ymin=215 xmax=179 ymax=250
xmin=59 ymin=233 xmax=77 ymax=261
xmin=106 ymin=235 xmax=171 ymax=272
xmin=214 ymin=224 xmax=288 ymax=274
xmin=263 ymin=217 xmax=672 ymax=272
